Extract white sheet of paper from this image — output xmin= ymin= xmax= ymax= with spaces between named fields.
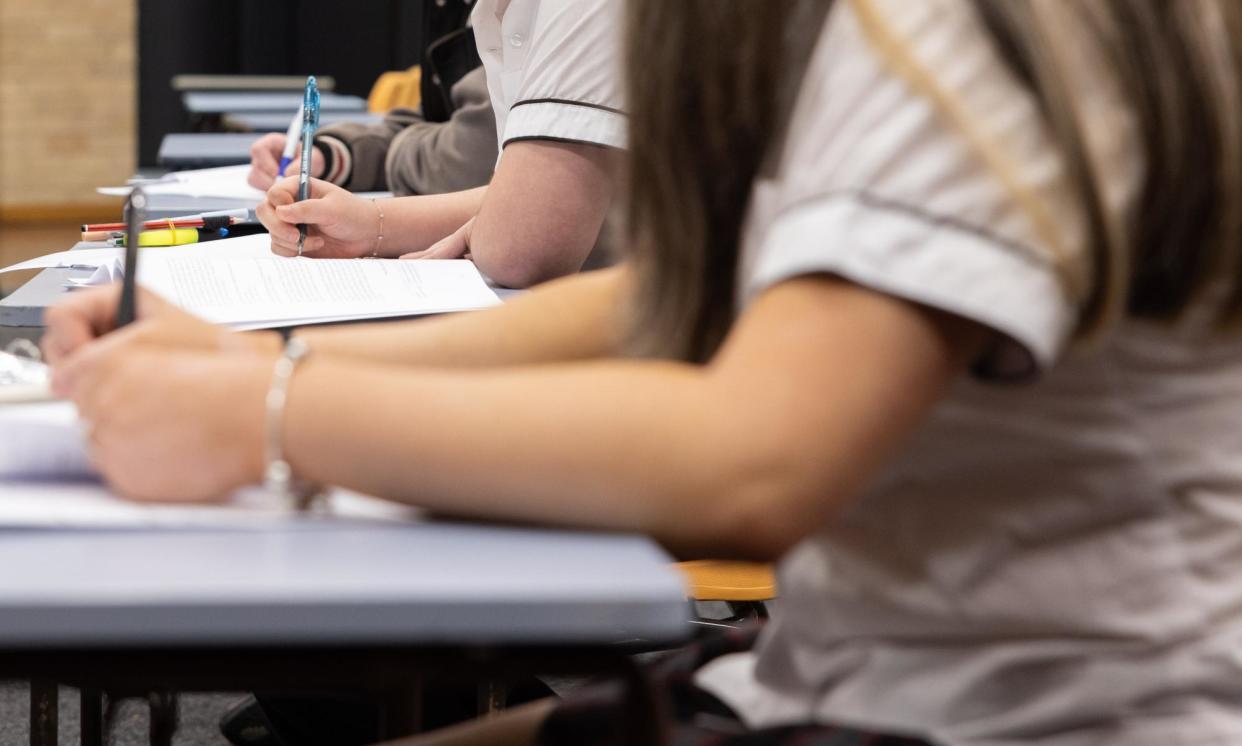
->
xmin=98 ymin=165 xmax=393 ymax=205
xmin=97 ymin=165 xmax=267 ymax=202
xmin=0 ymin=248 xmax=122 ymax=275
xmin=137 ymin=234 xmax=500 ymax=328
xmin=0 ymin=402 xmax=92 ymax=479
xmin=0 ymin=483 xmax=422 ymax=529
xmin=65 ymin=258 xmax=124 ymax=288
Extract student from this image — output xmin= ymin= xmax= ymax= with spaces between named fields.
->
xmin=247 ymin=0 xmax=498 ymax=196
xmin=257 ymin=0 xmax=627 ymax=289
xmin=42 ymin=0 xmax=1242 ymax=743
xmin=248 ymin=67 xmax=498 ymax=197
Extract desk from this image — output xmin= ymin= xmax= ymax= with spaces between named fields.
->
xmin=158 ymin=133 xmax=263 ymax=169
xmin=182 ymin=92 xmax=367 ymax=116
xmin=0 ymin=518 xmax=689 ymax=744
xmin=0 ymin=521 xmax=686 ymax=647
xmin=224 ymin=110 xmax=385 ymax=133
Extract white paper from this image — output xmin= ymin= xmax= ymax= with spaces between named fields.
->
xmin=0 ymin=483 xmax=422 ymax=529
xmin=97 ymin=165 xmax=267 ymax=202
xmin=0 ymin=352 xmax=53 ymax=404
xmin=0 ymin=402 xmax=92 ymax=479
xmin=0 ymin=248 xmax=122 ymax=275
xmin=137 ymin=234 xmax=500 ymax=328
xmin=65 ymin=259 xmax=124 ymax=288
xmin=97 ymin=165 xmax=392 ymax=205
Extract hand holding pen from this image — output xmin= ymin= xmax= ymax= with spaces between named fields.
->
xmin=295 ymin=76 xmax=321 ymax=256
xmin=246 ymin=127 xmax=324 ymax=191
xmin=258 ymin=176 xmax=380 ymax=258
xmin=278 ymin=105 xmax=304 ymax=178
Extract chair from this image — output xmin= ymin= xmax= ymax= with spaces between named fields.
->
xmin=678 ymin=561 xmax=776 ymax=630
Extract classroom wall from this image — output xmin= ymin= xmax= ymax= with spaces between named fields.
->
xmin=0 ymin=0 xmax=135 ymax=220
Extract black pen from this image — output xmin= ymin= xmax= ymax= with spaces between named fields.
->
xmin=116 ymin=187 xmax=145 ymax=328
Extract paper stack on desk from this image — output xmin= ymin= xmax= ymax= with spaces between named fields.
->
xmin=138 ymin=234 xmax=501 ymax=328
xmin=0 ymin=234 xmax=501 ymax=328
xmin=98 ymin=165 xmax=267 ymax=203
xmin=0 ymin=401 xmax=92 ymax=479
xmin=0 ymin=400 xmax=424 ymax=528
xmin=97 ymin=165 xmax=391 ymax=206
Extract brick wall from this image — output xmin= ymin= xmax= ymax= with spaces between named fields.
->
xmin=0 ymin=0 xmax=135 ymax=215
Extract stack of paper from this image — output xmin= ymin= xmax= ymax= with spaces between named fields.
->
xmin=0 ymin=248 xmax=121 ymax=276
xmin=137 ymin=235 xmax=501 ymax=328
xmin=0 ymin=234 xmax=501 ymax=328
xmin=0 ymin=401 xmax=91 ymax=479
xmin=0 ymin=400 xmax=424 ymax=528
xmin=98 ymin=165 xmax=267 ymax=203
xmin=97 ymin=165 xmax=391 ymax=206
xmin=0 ymin=482 xmax=423 ymax=530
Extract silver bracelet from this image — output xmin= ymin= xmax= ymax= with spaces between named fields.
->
xmin=264 ymin=337 xmax=322 ymax=510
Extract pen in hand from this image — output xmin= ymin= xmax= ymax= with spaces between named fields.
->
xmin=116 ymin=187 xmax=145 ymax=328
xmin=296 ymin=76 xmax=321 ymax=257
xmin=277 ymin=105 xmax=303 ymax=178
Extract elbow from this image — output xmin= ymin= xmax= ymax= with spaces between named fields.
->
xmin=470 ymin=240 xmax=586 ymax=289
xmin=684 ymin=451 xmax=838 ymax=563
xmin=706 ymin=490 xmax=813 ymax=563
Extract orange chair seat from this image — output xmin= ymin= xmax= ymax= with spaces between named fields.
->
xmin=677 ymin=561 xmax=776 ymax=602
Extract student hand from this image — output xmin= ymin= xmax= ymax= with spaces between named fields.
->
xmin=248 ymin=133 xmax=324 ymax=191
xmin=258 ymin=176 xmax=380 ymax=258
xmin=54 ymin=339 xmax=270 ymax=503
xmin=399 ymin=217 xmax=475 ymax=260
xmin=41 ymin=285 xmax=278 ymax=366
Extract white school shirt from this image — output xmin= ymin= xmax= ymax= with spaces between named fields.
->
xmin=695 ymin=1 xmax=1242 ymax=745
xmin=471 ymin=0 xmax=626 ymax=152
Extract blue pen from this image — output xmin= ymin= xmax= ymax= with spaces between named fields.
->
xmin=296 ymin=76 xmax=321 ymax=257
xmin=277 ymin=105 xmax=303 ymax=177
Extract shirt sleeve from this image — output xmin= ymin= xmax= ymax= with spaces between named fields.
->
xmin=502 ymin=0 xmax=627 ymax=149
xmin=741 ymin=0 xmax=1086 ymax=380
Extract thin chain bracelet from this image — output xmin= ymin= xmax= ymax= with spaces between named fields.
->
xmin=370 ymin=197 xmax=385 ymax=257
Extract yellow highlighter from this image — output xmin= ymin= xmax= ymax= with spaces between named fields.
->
xmin=111 ymin=228 xmax=200 ymax=247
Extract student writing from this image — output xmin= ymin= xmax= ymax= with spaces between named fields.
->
xmin=259 ymin=0 xmax=627 ymax=289
xmin=42 ymin=0 xmax=1242 ymax=743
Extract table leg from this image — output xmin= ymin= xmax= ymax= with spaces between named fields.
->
xmin=477 ymin=679 xmax=509 ymax=717
xmin=28 ymin=680 xmax=57 ymax=746
xmin=379 ymin=679 xmax=423 ymax=740
xmin=148 ymin=691 xmax=179 ymax=746
xmin=80 ymin=688 xmax=104 ymax=746
xmin=620 ymin=662 xmax=661 ymax=746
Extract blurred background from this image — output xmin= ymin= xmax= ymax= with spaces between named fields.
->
xmin=0 ymin=0 xmax=427 ymax=291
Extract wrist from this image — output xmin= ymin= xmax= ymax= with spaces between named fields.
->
xmin=262 ymin=337 xmax=323 ymax=508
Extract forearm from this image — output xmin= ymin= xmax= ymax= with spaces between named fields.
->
xmin=283 ymin=356 xmax=761 ymax=558
xmin=294 ymin=265 xmax=631 ymax=368
xmin=378 ymin=186 xmax=488 ymax=256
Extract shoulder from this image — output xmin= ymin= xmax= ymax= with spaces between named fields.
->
xmin=742 ymin=0 xmax=1089 ymax=379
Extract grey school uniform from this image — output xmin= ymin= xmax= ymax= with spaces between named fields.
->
xmin=696 ymin=1 xmax=1242 ymax=744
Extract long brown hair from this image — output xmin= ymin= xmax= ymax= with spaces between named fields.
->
xmin=623 ymin=0 xmax=1242 ymax=361
xmin=623 ymin=0 xmax=833 ymax=363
